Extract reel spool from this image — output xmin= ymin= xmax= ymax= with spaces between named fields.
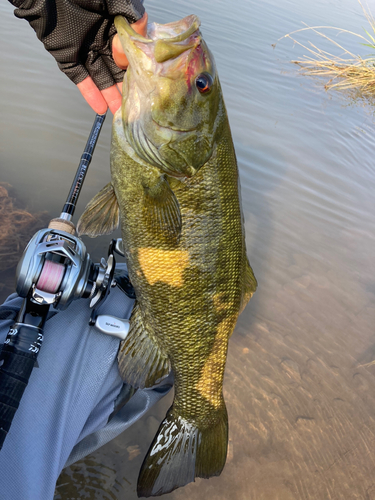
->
xmin=15 ymin=228 xmax=95 ymax=310
xmin=37 ymin=260 xmax=65 ymax=294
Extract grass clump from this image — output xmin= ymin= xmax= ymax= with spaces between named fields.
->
xmin=279 ymin=1 xmax=375 ymax=103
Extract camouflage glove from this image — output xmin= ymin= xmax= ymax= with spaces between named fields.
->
xmin=8 ymin=0 xmax=145 ymax=90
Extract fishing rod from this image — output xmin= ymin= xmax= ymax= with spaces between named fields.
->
xmin=0 ymin=113 xmax=133 ymax=450
xmin=62 ymin=113 xmax=107 ymax=221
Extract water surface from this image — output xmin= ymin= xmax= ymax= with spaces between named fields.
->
xmin=1 ymin=0 xmax=375 ymax=498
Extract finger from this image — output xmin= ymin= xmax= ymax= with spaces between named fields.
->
xmin=112 ymin=12 xmax=148 ymax=70
xmin=77 ymin=76 xmax=108 ymax=114
xmin=101 ymin=85 xmax=122 ymax=114
xmin=132 ymin=12 xmax=148 ymax=37
xmin=112 ymin=34 xmax=129 ymax=69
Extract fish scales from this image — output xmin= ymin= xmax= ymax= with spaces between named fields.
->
xmin=78 ymin=13 xmax=257 ymax=498
xmin=113 ymin=116 xmax=244 ymax=418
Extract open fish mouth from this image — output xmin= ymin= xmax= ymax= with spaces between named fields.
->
xmin=115 ymin=14 xmax=201 ymax=46
xmin=147 ymin=15 xmax=201 ymax=64
xmin=114 ymin=14 xmax=203 ymax=74
xmin=147 ymin=15 xmax=200 ymax=41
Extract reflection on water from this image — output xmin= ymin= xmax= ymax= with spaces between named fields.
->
xmin=1 ymin=0 xmax=375 ymax=498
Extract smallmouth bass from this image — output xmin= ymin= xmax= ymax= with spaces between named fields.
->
xmin=78 ymin=14 xmax=257 ymax=498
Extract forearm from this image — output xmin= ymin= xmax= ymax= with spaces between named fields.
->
xmin=7 ymin=0 xmax=147 ymax=112
xmin=8 ymin=0 xmax=145 ymax=23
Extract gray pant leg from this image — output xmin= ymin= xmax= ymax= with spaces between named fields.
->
xmin=0 ymin=279 xmax=171 ymax=500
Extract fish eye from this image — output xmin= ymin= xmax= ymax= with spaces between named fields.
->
xmin=195 ymin=73 xmax=213 ymax=94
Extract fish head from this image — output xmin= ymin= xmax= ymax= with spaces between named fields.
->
xmin=115 ymin=15 xmax=223 ymax=178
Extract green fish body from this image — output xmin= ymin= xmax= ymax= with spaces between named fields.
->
xmin=78 ymin=14 xmax=256 ymax=498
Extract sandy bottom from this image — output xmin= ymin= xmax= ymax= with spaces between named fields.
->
xmin=55 ymin=247 xmax=375 ymax=500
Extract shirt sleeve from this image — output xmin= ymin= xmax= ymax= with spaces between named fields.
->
xmin=6 ymin=0 xmax=146 ymax=89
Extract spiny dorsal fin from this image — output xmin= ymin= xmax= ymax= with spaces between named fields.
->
xmin=118 ymin=302 xmax=171 ymax=389
xmin=142 ymin=175 xmax=181 ymax=245
xmin=77 ymin=183 xmax=119 ymax=237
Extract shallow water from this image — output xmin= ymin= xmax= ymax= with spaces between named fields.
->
xmin=1 ymin=0 xmax=375 ymax=498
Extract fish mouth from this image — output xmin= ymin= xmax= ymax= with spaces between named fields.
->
xmin=115 ymin=14 xmax=200 ymax=43
xmin=114 ymin=15 xmax=201 ymax=64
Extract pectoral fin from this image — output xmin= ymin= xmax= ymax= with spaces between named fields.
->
xmin=118 ymin=302 xmax=171 ymax=389
xmin=142 ymin=175 xmax=182 ymax=244
xmin=77 ymin=183 xmax=119 ymax=237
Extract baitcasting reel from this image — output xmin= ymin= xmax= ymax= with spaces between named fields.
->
xmin=16 ymin=227 xmax=96 ymax=310
xmin=0 ymin=113 xmax=134 ymax=450
xmin=16 ymin=227 xmax=122 ymax=312
xmin=15 ymin=227 xmax=133 ymax=331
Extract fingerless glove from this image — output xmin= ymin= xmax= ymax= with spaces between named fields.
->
xmin=8 ymin=0 xmax=145 ymax=89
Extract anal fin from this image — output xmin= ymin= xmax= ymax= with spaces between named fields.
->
xmin=239 ymin=257 xmax=257 ymax=314
xmin=118 ymin=302 xmax=171 ymax=389
xmin=77 ymin=183 xmax=119 ymax=237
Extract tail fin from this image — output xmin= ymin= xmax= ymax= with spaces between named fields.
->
xmin=137 ymin=405 xmax=228 ymax=498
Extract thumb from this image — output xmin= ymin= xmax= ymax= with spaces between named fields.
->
xmin=112 ymin=34 xmax=129 ymax=69
xmin=112 ymin=12 xmax=148 ymax=69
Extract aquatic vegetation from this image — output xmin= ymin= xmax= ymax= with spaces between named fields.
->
xmin=279 ymin=1 xmax=375 ymax=104
xmin=0 ymin=182 xmax=49 ymax=272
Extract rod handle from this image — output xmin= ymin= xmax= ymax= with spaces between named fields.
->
xmin=48 ymin=218 xmax=76 ymax=234
xmin=0 ymin=323 xmax=43 ymax=450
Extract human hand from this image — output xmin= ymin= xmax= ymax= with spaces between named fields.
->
xmin=78 ymin=12 xmax=148 ymax=114
xmin=11 ymin=0 xmax=147 ymax=114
